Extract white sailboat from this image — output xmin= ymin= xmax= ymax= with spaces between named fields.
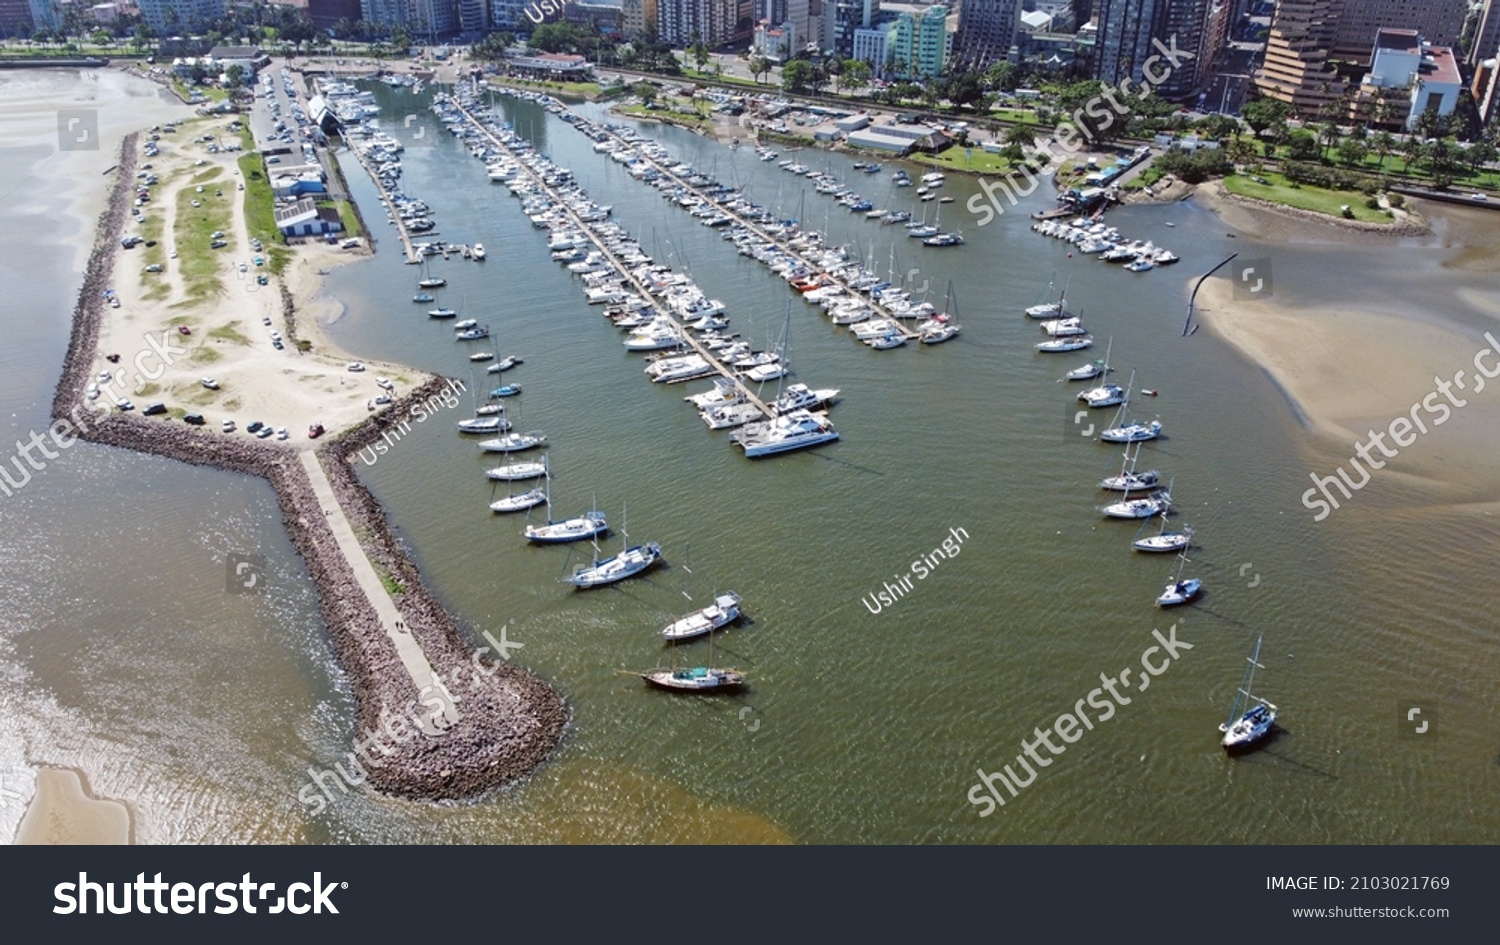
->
xmin=1155 ymin=543 xmax=1202 ymax=607
xmin=641 ymin=547 xmax=745 ymax=691
xmin=1219 ymin=634 xmax=1277 ymax=750
xmin=1132 ymin=514 xmax=1191 ymax=554
xmin=524 ymin=487 xmax=607 ymax=544
xmin=490 ymin=454 xmax=548 ymax=513
xmin=568 ymin=504 xmax=662 ymax=588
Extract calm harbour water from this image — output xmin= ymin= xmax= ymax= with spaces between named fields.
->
xmin=2 ymin=72 xmax=1497 ymax=844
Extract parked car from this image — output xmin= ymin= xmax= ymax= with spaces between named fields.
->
xmin=143 ymin=403 xmax=167 ymax=416
xmin=246 ymin=420 xmax=264 ymax=433
xmin=144 ymin=264 xmax=163 ymax=273
xmin=183 ymin=413 xmax=206 ymax=425
xmin=221 ymin=419 xmax=236 ymax=432
xmin=308 ymin=423 xmax=325 ymax=439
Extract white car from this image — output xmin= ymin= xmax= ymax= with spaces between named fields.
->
xmin=221 ymin=419 xmax=235 ymax=432
xmin=376 ymin=377 xmax=393 ymax=390
xmin=239 ymin=263 xmax=248 ymax=272
xmin=347 ymin=362 xmax=366 ymax=372
xmin=201 ymin=377 xmax=219 ymax=389
xmin=275 ymin=427 xmax=289 ymax=440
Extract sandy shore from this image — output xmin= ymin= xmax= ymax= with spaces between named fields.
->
xmin=50 ymin=100 xmax=568 ymax=805
xmin=1194 ymin=251 xmax=1500 ymax=506
xmin=15 ymin=767 xmax=132 ymax=844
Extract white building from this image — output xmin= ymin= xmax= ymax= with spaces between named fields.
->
xmin=1363 ymin=29 xmax=1462 ymax=131
xmin=851 ymin=24 xmax=887 ymax=68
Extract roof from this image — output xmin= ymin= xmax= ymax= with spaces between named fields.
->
xmin=1374 ymin=29 xmax=1419 ymax=52
xmin=209 ymin=46 xmax=263 ymax=60
xmin=1420 ymin=45 xmax=1461 ymax=86
xmin=274 ymin=197 xmax=318 ymax=226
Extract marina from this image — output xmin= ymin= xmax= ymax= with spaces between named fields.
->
xmin=6 ymin=64 xmax=1499 ymax=848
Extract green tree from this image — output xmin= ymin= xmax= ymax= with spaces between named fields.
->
xmin=1240 ymin=97 xmax=1290 ymax=139
xmin=1317 ymin=120 xmax=1340 ymax=160
xmin=1336 ymin=137 xmax=1367 ymax=167
xmin=1466 ymin=140 xmax=1497 ymax=177
xmin=1286 ymin=128 xmax=1320 ymax=161
xmin=689 ymin=35 xmax=709 ymax=72
xmin=748 ymin=54 xmax=771 ymax=84
xmin=841 ymin=58 xmax=871 ymax=94
xmin=225 ymin=63 xmax=245 ymax=86
xmin=984 ymin=60 xmax=1018 ymax=92
xmin=1372 ymin=130 xmax=1395 ymax=169
xmin=781 ymin=59 xmax=812 ymax=93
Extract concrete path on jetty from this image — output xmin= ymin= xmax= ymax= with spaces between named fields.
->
xmin=298 ymin=450 xmax=458 ymax=731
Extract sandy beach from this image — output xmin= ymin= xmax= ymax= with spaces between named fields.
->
xmin=1191 ymin=193 xmax=1500 ymax=508
xmin=93 ymin=112 xmax=430 ymax=442
xmin=15 ymin=767 xmax=132 ymax=844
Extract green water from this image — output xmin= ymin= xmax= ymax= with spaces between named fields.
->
xmin=3 ymin=74 xmax=1497 ymax=844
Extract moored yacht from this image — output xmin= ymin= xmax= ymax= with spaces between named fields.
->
xmin=733 ymin=409 xmax=839 ymax=458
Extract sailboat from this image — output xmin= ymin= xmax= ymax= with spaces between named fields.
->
xmin=1099 ymin=439 xmax=1161 ymax=492
xmin=1065 ymin=338 xmax=1110 ymax=381
xmin=1025 ymin=274 xmax=1070 ymax=319
xmin=1155 ymin=543 xmax=1202 ymax=607
xmin=524 ymin=486 xmax=607 ymax=544
xmin=1098 ymin=371 xmax=1163 ymax=442
xmin=416 ymin=256 xmax=446 ymax=289
xmin=491 ymin=454 xmax=549 ymax=513
xmin=641 ymin=549 xmax=745 ymax=692
xmin=568 ymin=504 xmax=662 ymax=588
xmin=1219 ymin=634 xmax=1277 ymax=750
xmin=1132 ymin=514 xmax=1191 ymax=554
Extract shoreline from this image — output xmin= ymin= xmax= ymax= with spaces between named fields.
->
xmin=51 ymin=131 xmax=568 ymax=806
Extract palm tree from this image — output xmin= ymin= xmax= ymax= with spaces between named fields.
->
xmin=1372 ymin=130 xmax=1395 ymax=169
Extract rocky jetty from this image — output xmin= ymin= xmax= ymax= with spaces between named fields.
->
xmin=51 ymin=136 xmax=567 ymax=803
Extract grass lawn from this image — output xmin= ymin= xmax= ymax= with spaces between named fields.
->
xmin=237 ymin=153 xmax=291 ymax=275
xmin=912 ymin=147 xmax=1024 ymax=176
xmin=1224 ymin=171 xmax=1388 ymax=223
xmin=616 ymin=103 xmax=712 ymax=130
xmin=988 ymin=108 xmax=1043 ymax=126
xmin=326 ymin=198 xmax=361 ymax=238
xmin=488 ymin=78 xmax=605 ymax=99
xmin=680 ymin=68 xmax=765 ymax=91
xmin=172 ymin=184 xmax=234 ymax=305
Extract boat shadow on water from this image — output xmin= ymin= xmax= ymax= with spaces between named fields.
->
xmin=1224 ymin=729 xmax=1340 ymax=781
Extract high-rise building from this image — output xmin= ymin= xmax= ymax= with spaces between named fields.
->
xmin=954 ymin=0 xmax=1019 ymax=68
xmin=621 ymin=0 xmax=659 ymax=36
xmin=456 ymin=0 xmax=486 ymax=32
xmin=1253 ymin=0 xmax=1342 ymax=113
xmin=489 ymin=0 xmax=527 ymax=29
xmin=1087 ymin=0 xmax=1229 ymax=99
xmin=657 ymin=0 xmax=753 ymax=46
xmin=1468 ymin=0 xmax=1500 ymax=68
xmin=2 ymin=0 xmax=35 ymax=37
xmin=824 ymin=0 xmax=876 ymax=56
xmin=885 ymin=3 xmax=950 ymax=77
xmin=309 ymin=0 xmax=362 ymax=30
xmin=26 ymin=0 xmax=58 ymax=30
xmin=361 ymin=0 xmax=410 ymax=28
xmin=1331 ymin=0 xmax=1465 ymax=64
xmin=137 ymin=0 xmax=228 ymax=32
xmin=1091 ymin=0 xmax=1162 ymax=87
